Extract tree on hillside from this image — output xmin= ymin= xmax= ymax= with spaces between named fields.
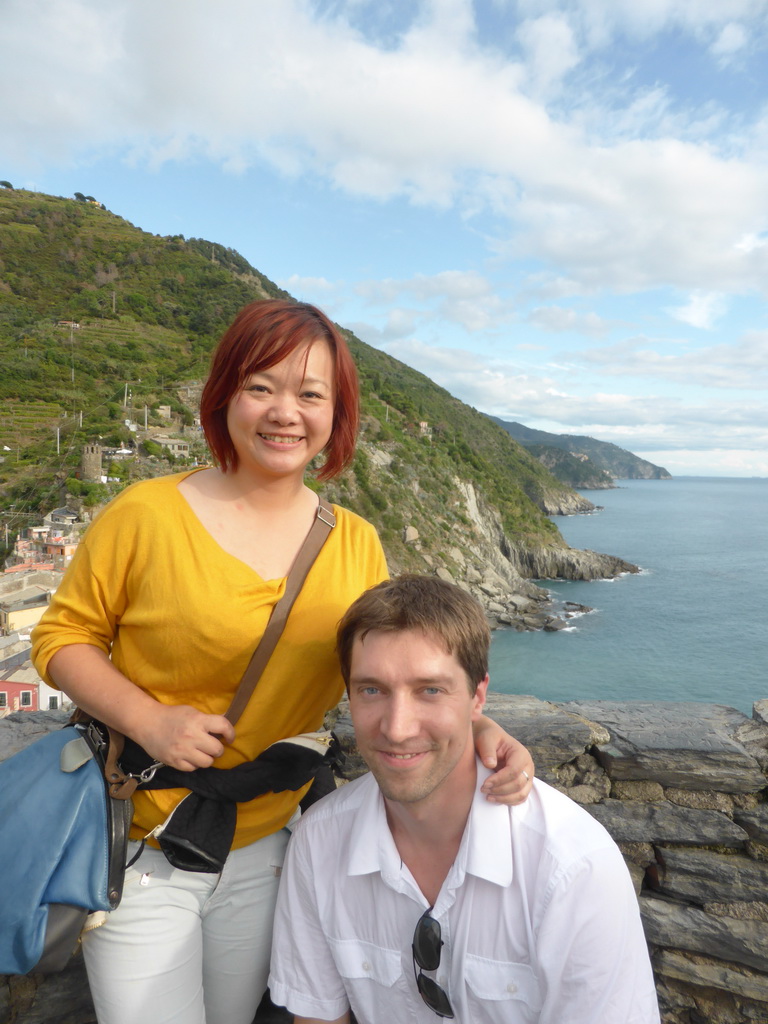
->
xmin=0 ymin=181 xmax=13 ymax=190
xmin=73 ymin=192 xmax=86 ymax=202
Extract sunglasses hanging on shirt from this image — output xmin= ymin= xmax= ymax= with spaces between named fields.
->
xmin=412 ymin=909 xmax=454 ymax=1019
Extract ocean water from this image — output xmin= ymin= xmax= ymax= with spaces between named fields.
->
xmin=489 ymin=477 xmax=768 ymax=716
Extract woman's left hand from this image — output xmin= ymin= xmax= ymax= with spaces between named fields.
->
xmin=472 ymin=715 xmax=534 ymax=805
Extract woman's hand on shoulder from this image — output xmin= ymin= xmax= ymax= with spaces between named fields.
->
xmin=134 ymin=705 xmax=236 ymax=771
xmin=472 ymin=715 xmax=534 ymax=805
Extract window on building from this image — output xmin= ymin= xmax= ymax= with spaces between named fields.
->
xmin=48 ymin=695 xmax=59 ymax=710
xmin=20 ymin=691 xmax=32 ymax=707
xmin=0 ymin=692 xmax=6 ymax=708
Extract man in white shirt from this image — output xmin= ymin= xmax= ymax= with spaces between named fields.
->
xmin=269 ymin=575 xmax=660 ymax=1024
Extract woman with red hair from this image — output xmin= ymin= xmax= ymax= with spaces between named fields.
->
xmin=33 ymin=300 xmax=533 ymax=1024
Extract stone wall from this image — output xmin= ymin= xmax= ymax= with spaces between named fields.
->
xmin=3 ymin=700 xmax=768 ymax=1024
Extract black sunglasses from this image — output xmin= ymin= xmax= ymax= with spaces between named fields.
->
xmin=412 ymin=909 xmax=454 ymax=1018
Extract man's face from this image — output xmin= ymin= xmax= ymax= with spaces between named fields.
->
xmin=348 ymin=627 xmax=488 ymax=808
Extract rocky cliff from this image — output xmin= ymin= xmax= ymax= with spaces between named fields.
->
xmin=325 ymin=457 xmax=638 ymax=633
xmin=523 ymin=444 xmax=616 ymax=491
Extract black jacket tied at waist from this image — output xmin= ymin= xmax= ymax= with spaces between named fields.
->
xmin=120 ymin=732 xmax=341 ymax=873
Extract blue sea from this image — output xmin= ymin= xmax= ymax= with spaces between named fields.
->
xmin=489 ymin=477 xmax=768 ymax=716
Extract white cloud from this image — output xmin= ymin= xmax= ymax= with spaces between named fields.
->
xmin=527 ymin=305 xmax=619 ymax=335
xmin=357 ymin=270 xmax=493 ymax=303
xmin=517 ymin=14 xmax=581 ymax=96
xmin=347 ymin=308 xmax=422 ymax=345
xmin=5 ymin=0 xmax=768 ymax=300
xmin=375 ymin=332 xmax=768 ymax=463
xmin=668 ymin=291 xmax=728 ymax=329
xmin=355 ymin=270 xmax=516 ymax=331
xmin=515 ymin=0 xmax=768 ymax=51
xmin=281 ymin=274 xmax=336 ymax=294
xmin=710 ymin=22 xmax=750 ymax=62
xmin=577 ymin=332 xmax=768 ymax=389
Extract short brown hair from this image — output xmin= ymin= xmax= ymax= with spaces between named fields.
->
xmin=199 ymin=300 xmax=359 ymax=480
xmin=337 ymin=575 xmax=490 ymax=694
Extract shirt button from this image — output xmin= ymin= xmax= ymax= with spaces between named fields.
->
xmin=362 ymin=962 xmax=371 ymax=972
xmin=507 ymin=983 xmax=518 ymax=994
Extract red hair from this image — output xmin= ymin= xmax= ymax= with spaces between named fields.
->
xmin=200 ymin=300 xmax=359 ymax=480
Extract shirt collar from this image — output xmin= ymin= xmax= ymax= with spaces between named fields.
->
xmin=345 ymin=763 xmax=514 ymax=890
xmin=346 ymin=774 xmax=402 ymax=883
xmin=463 ymin=761 xmax=514 ymax=887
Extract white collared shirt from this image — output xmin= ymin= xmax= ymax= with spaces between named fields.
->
xmin=269 ymin=764 xmax=660 ymax=1024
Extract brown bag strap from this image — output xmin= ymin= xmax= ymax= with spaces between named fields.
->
xmin=224 ymin=498 xmax=336 ymax=725
xmin=90 ymin=498 xmax=335 ymax=798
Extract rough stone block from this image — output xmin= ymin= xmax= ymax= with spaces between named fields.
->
xmin=664 ymin=788 xmax=735 ymax=813
xmin=612 ymin=780 xmax=666 ymax=802
xmin=0 ymin=709 xmax=70 ymax=762
xmin=618 ymin=841 xmax=657 ymax=868
xmin=656 ymin=848 xmax=768 ymax=905
xmin=587 ymin=799 xmax=749 ymax=847
xmin=735 ymin=807 xmax=768 ymax=845
xmin=732 ymin=793 xmax=760 ymax=811
xmin=563 ymin=783 xmax=606 ymax=804
xmin=653 ymin=948 xmax=768 ymax=1005
xmin=625 ymin=860 xmax=646 ymax=895
xmin=480 ymin=694 xmax=610 ymax=781
xmin=705 ymin=902 xmax=768 ymax=923
xmin=640 ymin=897 xmax=768 ymax=974
xmin=563 ymin=701 xmax=768 ymax=793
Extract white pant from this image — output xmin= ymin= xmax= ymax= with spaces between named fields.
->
xmin=82 ymin=830 xmax=290 ymax=1024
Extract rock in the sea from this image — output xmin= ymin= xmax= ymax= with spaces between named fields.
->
xmin=508 ymin=544 xmax=639 ymax=581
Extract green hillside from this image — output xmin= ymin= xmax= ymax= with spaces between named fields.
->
xmin=0 ymin=188 xmax=591 ymax=572
xmin=491 ymin=417 xmax=671 ymax=480
xmin=523 ymin=445 xmax=615 ymax=490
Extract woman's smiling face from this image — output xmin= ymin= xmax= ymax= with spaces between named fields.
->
xmin=225 ymin=339 xmax=335 ymax=482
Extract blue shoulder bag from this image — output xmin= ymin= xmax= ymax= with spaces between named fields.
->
xmin=0 ymin=721 xmax=133 ymax=975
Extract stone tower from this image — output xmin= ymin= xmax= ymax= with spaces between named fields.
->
xmin=81 ymin=444 xmax=102 ymax=482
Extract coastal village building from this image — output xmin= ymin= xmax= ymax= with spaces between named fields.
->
xmin=6 ymin=512 xmax=83 ymax=573
xmin=0 ymin=632 xmax=65 ymax=716
xmin=151 ymin=436 xmax=190 ymax=457
xmin=0 ymin=585 xmax=50 ymax=635
xmin=44 ymin=506 xmax=80 ymax=530
xmin=0 ymin=503 xmax=81 ymax=709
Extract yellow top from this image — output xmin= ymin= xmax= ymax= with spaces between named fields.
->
xmin=32 ymin=471 xmax=388 ymax=848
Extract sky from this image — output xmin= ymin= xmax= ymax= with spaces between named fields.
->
xmin=3 ymin=0 xmax=768 ymax=477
